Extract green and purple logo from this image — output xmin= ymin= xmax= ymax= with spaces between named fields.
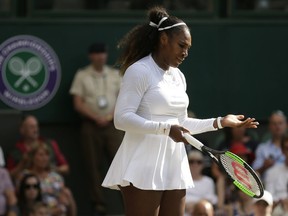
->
xmin=0 ymin=35 xmax=61 ymax=110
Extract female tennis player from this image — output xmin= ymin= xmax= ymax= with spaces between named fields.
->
xmin=102 ymin=6 xmax=259 ymax=216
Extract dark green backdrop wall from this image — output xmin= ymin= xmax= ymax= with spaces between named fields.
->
xmin=1 ymin=19 xmax=287 ymax=122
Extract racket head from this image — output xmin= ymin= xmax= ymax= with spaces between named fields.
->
xmin=218 ymin=151 xmax=264 ymax=198
xmin=184 ymin=133 xmax=264 ymax=198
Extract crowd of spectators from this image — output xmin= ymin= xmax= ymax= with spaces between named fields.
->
xmin=0 ymin=114 xmax=76 ymax=216
xmin=1 ymin=105 xmax=288 ymax=216
xmin=184 ymin=110 xmax=288 ymax=216
xmin=1 ymin=109 xmax=288 ymax=216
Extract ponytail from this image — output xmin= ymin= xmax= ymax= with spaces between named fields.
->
xmin=116 ymin=6 xmax=187 ymax=75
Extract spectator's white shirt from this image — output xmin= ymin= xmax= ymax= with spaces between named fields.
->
xmin=265 ymin=163 xmax=288 ymax=202
xmin=186 ymin=175 xmax=217 ymax=204
xmin=185 ymin=175 xmax=217 ymax=216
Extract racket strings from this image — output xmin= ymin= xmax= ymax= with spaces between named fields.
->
xmin=219 ymin=155 xmax=262 ymax=197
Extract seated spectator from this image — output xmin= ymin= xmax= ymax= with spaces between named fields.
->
xmin=185 ymin=151 xmax=217 ymax=216
xmin=265 ymin=134 xmax=288 ymax=215
xmin=252 ymin=110 xmax=287 ymax=181
xmin=18 ymin=173 xmax=43 ymax=216
xmin=7 ymin=115 xmax=69 ymax=179
xmin=0 ymin=167 xmax=18 ymax=216
xmin=253 ymin=190 xmax=273 ymax=216
xmin=192 ymin=199 xmax=214 ymax=216
xmin=28 ymin=202 xmax=50 ymax=216
xmin=17 ymin=142 xmax=76 ymax=216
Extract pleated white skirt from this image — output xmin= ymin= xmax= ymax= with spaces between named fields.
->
xmin=102 ymin=119 xmax=194 ymax=191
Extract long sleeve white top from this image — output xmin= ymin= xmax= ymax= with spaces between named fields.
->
xmin=102 ymin=54 xmax=217 ymax=190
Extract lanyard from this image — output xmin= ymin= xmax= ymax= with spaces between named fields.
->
xmin=94 ymin=72 xmax=107 ymax=96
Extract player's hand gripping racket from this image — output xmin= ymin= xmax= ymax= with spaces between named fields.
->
xmin=183 ymin=133 xmax=264 ymax=198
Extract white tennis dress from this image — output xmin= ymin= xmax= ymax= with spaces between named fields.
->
xmin=102 ymin=54 xmax=217 ymax=191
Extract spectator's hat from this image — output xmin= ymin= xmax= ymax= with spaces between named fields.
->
xmin=253 ymin=190 xmax=273 ymax=206
xmin=88 ymin=42 xmax=107 ymax=54
xmin=229 ymin=142 xmax=251 ymax=155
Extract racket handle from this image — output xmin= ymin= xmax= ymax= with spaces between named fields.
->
xmin=183 ymin=133 xmax=204 ymax=151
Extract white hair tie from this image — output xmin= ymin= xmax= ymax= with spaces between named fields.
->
xmin=149 ymin=17 xmax=168 ymax=29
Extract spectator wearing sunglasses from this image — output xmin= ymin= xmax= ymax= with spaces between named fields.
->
xmin=17 ymin=142 xmax=76 ymax=216
xmin=185 ymin=150 xmax=217 ymax=216
xmin=18 ymin=173 xmax=42 ymax=216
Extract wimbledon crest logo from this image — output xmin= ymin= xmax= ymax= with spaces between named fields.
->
xmin=0 ymin=35 xmax=61 ymax=110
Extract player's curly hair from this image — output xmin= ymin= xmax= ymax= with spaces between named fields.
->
xmin=116 ymin=6 xmax=188 ymax=75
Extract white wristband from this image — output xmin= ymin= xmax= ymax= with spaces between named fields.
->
xmin=217 ymin=117 xmax=223 ymax=129
xmin=157 ymin=122 xmax=171 ymax=135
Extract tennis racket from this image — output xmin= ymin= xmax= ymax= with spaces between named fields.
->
xmin=183 ymin=133 xmax=264 ymax=198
